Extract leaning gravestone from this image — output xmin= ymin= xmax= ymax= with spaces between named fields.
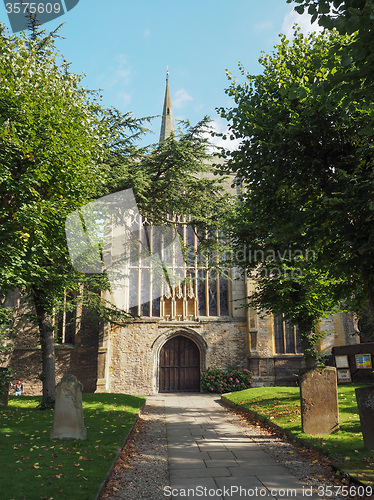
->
xmin=50 ymin=374 xmax=87 ymax=440
xmin=355 ymin=385 xmax=374 ymax=450
xmin=299 ymin=366 xmax=339 ymax=435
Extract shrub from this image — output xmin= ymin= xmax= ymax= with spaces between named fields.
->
xmin=201 ymin=366 xmax=253 ymax=394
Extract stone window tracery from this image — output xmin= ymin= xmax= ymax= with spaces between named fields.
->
xmin=273 ymin=314 xmax=303 ymax=354
xmin=54 ymin=290 xmax=76 ymax=344
xmin=126 ymin=215 xmax=231 ymax=320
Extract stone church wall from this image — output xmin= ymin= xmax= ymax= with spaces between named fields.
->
xmin=104 ymin=318 xmax=249 ymax=395
xmin=5 ymin=289 xmax=101 ymax=396
xmin=248 ymin=312 xmax=358 ymax=386
xmin=9 ymin=346 xmax=99 ymax=396
xmin=4 ymin=283 xmax=359 ymax=396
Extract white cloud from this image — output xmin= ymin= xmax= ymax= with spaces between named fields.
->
xmin=205 ymin=118 xmax=242 ymax=153
xmin=96 ymin=54 xmax=132 ymax=90
xmin=114 ymin=54 xmax=132 ymax=85
xmin=173 ymin=89 xmax=193 ymax=109
xmin=117 ymin=91 xmax=132 ymax=106
xmin=281 ymin=6 xmax=323 ymax=38
xmin=144 ymin=28 xmax=151 ymax=39
xmin=255 ymin=21 xmax=274 ymax=32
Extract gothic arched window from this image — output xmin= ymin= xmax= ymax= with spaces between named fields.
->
xmin=125 ymin=215 xmax=231 ymax=320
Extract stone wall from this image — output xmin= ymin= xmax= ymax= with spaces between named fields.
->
xmin=104 ymin=317 xmax=249 ymax=395
xmin=318 ymin=313 xmax=358 ymax=353
xmin=8 ymin=346 xmax=99 ymax=396
xmin=246 ymin=306 xmax=356 ymax=387
xmin=8 ymin=348 xmax=42 ymax=395
xmin=5 ymin=282 xmax=359 ymax=396
xmin=249 ymin=355 xmax=304 ymax=386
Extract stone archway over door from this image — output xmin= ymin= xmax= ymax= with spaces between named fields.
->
xmin=159 ymin=336 xmax=200 ymax=392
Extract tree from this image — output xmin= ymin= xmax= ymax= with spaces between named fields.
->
xmin=234 ymin=249 xmax=342 ymax=367
xmin=218 ymin=28 xmax=374 ymax=355
xmin=0 ymin=297 xmax=14 ymax=365
xmin=0 ymin=21 xmax=230 ymax=406
xmin=288 ymin=0 xmax=374 ymax=104
xmin=101 ymin=117 xmax=232 ymax=264
xmin=0 ymin=24 xmax=110 ymax=407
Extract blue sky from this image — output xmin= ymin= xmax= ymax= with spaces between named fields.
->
xmin=0 ymin=0 xmax=320 ymax=146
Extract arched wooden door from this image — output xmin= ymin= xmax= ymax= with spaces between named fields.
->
xmin=159 ymin=336 xmax=200 ymax=392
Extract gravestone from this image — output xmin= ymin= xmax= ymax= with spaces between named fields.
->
xmin=299 ymin=366 xmax=339 ymax=435
xmin=355 ymin=385 xmax=374 ymax=450
xmin=50 ymin=374 xmax=87 ymax=440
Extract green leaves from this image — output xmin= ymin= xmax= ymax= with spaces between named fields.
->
xmin=294 ymin=5 xmax=305 ymax=15
xmin=102 ymin=116 xmax=232 ymax=265
xmin=220 ymin=26 xmax=374 ymax=363
xmin=0 ymin=26 xmax=110 ymax=298
xmin=291 ymin=0 xmax=374 ymax=103
xmin=201 ymin=367 xmax=253 ymax=394
xmin=341 ymin=54 xmax=352 ymax=67
xmin=0 ymin=26 xmax=118 ymax=405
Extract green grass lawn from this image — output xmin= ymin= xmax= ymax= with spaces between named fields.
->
xmin=223 ymin=384 xmax=374 ymax=485
xmin=0 ymin=393 xmax=145 ymax=500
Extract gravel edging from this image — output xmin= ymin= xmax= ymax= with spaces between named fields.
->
xmin=95 ymin=402 xmax=146 ymax=500
xmin=98 ymin=397 xmax=169 ymax=500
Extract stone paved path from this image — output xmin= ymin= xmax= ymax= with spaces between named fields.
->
xmin=163 ymin=393 xmax=320 ymax=499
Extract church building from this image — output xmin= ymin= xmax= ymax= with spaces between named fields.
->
xmin=7 ymin=74 xmax=359 ymax=395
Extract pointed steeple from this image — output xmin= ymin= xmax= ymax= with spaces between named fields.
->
xmin=159 ymin=67 xmax=175 ymax=142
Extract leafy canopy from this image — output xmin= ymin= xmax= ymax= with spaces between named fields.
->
xmin=288 ymin=0 xmax=374 ymax=104
xmin=0 ymin=24 xmax=109 ymax=311
xmin=219 ymin=27 xmax=374 ymax=354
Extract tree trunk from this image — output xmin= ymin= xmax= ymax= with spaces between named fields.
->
xmin=32 ymin=287 xmax=56 ymax=408
xmin=362 ymin=269 xmax=374 ymax=327
xmin=298 ymin=318 xmax=320 ymax=369
xmin=301 ymin=341 xmax=319 ymax=369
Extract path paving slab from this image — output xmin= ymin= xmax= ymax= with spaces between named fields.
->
xmin=170 ymin=478 xmax=224 ymax=499
xmin=214 ymin=475 xmax=268 ymax=500
xmin=207 ymin=450 xmax=237 ymax=460
xmin=168 ymin=450 xmax=210 ymax=459
xmin=170 ymin=458 xmax=207 ymax=469
xmin=233 ymin=453 xmax=282 ymax=464
xmin=159 ymin=393 xmax=320 ymax=499
xmin=170 ymin=466 xmax=232 ymax=479
xmin=205 ymin=459 xmax=240 ymax=468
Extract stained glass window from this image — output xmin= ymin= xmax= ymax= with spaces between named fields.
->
xmin=208 ymin=273 xmax=218 ymax=316
xmin=274 ymin=315 xmax=303 ymax=355
xmin=274 ymin=315 xmax=285 ymax=354
xmin=219 ymin=276 xmax=229 ymax=316
xmin=285 ymin=322 xmax=296 ymax=353
xmin=122 ymin=216 xmax=230 ymax=319
xmin=198 ymin=269 xmax=207 ymax=316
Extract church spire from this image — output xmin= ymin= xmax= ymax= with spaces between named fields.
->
xmin=159 ymin=67 xmax=175 ymax=142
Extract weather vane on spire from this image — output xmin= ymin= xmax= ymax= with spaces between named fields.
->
xmin=166 ymin=65 xmax=170 ymax=79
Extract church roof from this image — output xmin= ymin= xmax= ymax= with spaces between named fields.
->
xmin=159 ymin=68 xmax=175 ymax=142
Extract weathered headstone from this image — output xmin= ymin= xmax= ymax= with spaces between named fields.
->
xmin=50 ymin=374 xmax=87 ymax=440
xmin=299 ymin=366 xmax=339 ymax=435
xmin=355 ymin=385 xmax=374 ymax=450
